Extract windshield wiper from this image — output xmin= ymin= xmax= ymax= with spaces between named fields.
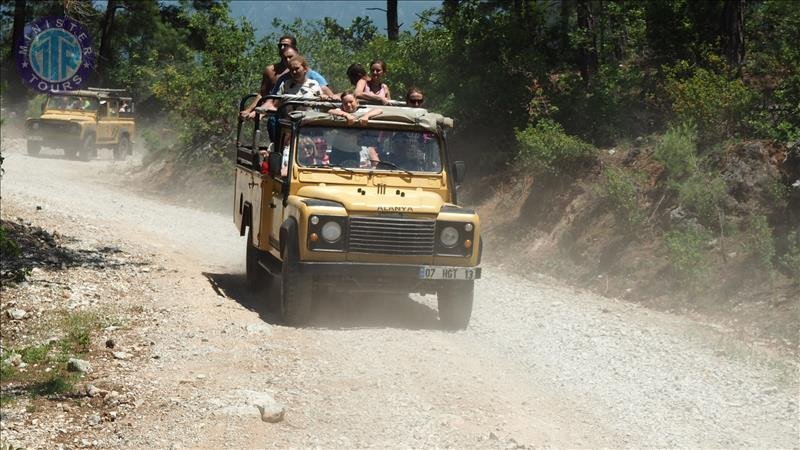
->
xmin=375 ymin=160 xmax=413 ymax=176
xmin=304 ymin=163 xmax=356 ymax=174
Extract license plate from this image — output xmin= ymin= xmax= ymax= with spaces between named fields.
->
xmin=27 ymin=136 xmax=43 ymax=141
xmin=418 ymin=266 xmax=477 ymax=280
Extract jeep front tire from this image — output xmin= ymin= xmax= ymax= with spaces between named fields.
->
xmin=78 ymin=134 xmax=95 ymax=162
xmin=114 ymin=135 xmax=131 ymax=161
xmin=280 ymin=238 xmax=312 ymax=326
xmin=437 ymin=280 xmax=474 ymax=330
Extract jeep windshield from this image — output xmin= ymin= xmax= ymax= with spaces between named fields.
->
xmin=296 ymin=126 xmax=443 ymax=174
xmin=45 ymin=95 xmax=98 ymax=112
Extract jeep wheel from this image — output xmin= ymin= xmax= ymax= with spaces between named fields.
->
xmin=280 ymin=239 xmax=312 ymax=326
xmin=437 ymin=280 xmax=474 ymax=330
xmin=246 ymin=228 xmax=272 ymax=291
xmin=26 ymin=141 xmax=41 ymax=156
xmin=78 ymin=134 xmax=95 ymax=162
xmin=114 ymin=135 xmax=131 ymax=161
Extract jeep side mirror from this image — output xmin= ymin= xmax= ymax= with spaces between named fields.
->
xmin=452 ymin=161 xmax=466 ymax=183
xmin=268 ymin=151 xmax=282 ymax=178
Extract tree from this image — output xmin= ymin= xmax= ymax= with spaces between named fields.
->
xmin=387 ymin=0 xmax=399 ymax=40
xmin=722 ymin=0 xmax=745 ymax=70
xmin=97 ymin=0 xmax=124 ymax=86
xmin=576 ymin=0 xmax=597 ymax=86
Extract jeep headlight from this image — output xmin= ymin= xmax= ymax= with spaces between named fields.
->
xmin=321 ymin=221 xmax=342 ymax=243
xmin=439 ymin=226 xmax=459 ymax=248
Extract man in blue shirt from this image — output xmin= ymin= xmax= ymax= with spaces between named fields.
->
xmin=271 ymin=47 xmax=338 ymax=100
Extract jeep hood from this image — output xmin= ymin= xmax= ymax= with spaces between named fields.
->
xmin=298 ymin=184 xmax=445 ymax=215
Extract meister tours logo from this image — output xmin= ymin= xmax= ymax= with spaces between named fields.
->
xmin=15 ymin=16 xmax=96 ymax=93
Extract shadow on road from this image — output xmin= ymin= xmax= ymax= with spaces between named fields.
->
xmin=202 ymin=271 xmax=442 ymax=331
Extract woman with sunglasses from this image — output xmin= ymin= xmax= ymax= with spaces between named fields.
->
xmin=405 ymin=86 xmax=424 ymax=107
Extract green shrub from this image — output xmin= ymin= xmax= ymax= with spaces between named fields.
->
xmin=666 ymin=63 xmax=754 ymax=141
xmin=676 ymin=173 xmax=728 ymax=224
xmin=20 ymin=344 xmax=52 ymax=365
xmin=601 ymin=167 xmax=645 ymax=226
xmin=665 ymin=225 xmax=712 ymax=285
xmin=745 ymin=214 xmax=775 ymax=271
xmin=515 ymin=119 xmax=596 ymax=174
xmin=748 ymin=73 xmax=800 ymax=142
xmin=654 ymin=123 xmax=699 ymax=179
xmin=62 ymin=311 xmax=102 ymax=354
xmin=778 ymin=231 xmax=800 ymax=283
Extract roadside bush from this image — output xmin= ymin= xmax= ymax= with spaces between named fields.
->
xmin=745 ymin=214 xmax=775 ymax=271
xmin=514 ymin=119 xmax=596 ymax=174
xmin=665 ymin=225 xmax=712 ymax=285
xmin=778 ymin=231 xmax=800 ymax=283
xmin=653 ymin=123 xmax=698 ymax=179
xmin=601 ymin=167 xmax=645 ymax=226
xmin=666 ymin=63 xmax=754 ymax=141
xmin=676 ymin=173 xmax=727 ymax=225
xmin=748 ymin=73 xmax=800 ymax=143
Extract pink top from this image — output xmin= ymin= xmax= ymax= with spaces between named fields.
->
xmin=364 ymin=82 xmax=388 ymax=99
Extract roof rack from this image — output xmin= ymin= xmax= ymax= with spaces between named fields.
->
xmin=87 ymin=87 xmax=128 ymax=93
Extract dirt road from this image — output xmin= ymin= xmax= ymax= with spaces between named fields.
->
xmin=1 ymin=140 xmax=797 ymax=448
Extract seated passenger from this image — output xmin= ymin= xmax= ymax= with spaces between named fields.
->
xmin=329 ymin=92 xmax=383 ymax=125
xmin=265 ymin=55 xmax=322 ymax=111
xmin=259 ymin=149 xmax=270 ymax=174
xmin=298 ymin=136 xmax=329 ymax=166
xmin=346 ymin=63 xmax=369 ymax=87
xmin=390 ymin=133 xmax=426 ymax=171
xmin=269 ymin=47 xmax=337 ymax=101
xmin=405 ymin=86 xmax=424 ymax=107
xmin=355 ymin=59 xmax=391 ymax=105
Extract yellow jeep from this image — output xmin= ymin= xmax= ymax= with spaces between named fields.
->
xmin=234 ymin=96 xmax=481 ymax=329
xmin=25 ymin=88 xmax=135 ymax=161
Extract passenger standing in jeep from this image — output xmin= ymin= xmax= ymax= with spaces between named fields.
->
xmin=265 ymin=55 xmax=322 ymax=111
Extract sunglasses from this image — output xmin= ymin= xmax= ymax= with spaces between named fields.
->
xmin=408 ymin=99 xmax=423 ymax=106
xmin=278 ymin=43 xmax=291 ymax=49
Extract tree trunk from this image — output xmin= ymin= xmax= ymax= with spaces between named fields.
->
xmin=722 ymin=0 xmax=745 ymax=70
xmin=560 ymin=0 xmax=572 ymax=52
xmin=576 ymin=0 xmax=598 ymax=86
xmin=6 ymin=0 xmax=28 ymax=111
xmin=387 ymin=0 xmax=399 ymax=40
xmin=97 ymin=0 xmax=118 ymax=86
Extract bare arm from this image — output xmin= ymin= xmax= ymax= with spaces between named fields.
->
xmin=357 ymin=108 xmax=383 ymax=125
xmin=329 ymin=108 xmax=356 ymax=124
xmin=354 ymin=79 xmax=386 ymax=104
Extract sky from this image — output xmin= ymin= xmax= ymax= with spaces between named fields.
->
xmin=227 ymin=1 xmax=442 ymax=38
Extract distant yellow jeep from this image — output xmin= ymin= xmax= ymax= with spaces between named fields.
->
xmin=25 ymin=88 xmax=135 ymax=161
xmin=234 ymin=96 xmax=482 ymax=329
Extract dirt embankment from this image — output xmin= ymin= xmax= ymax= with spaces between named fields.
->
xmin=471 ymin=139 xmax=800 ymax=354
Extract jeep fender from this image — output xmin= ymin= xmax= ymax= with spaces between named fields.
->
xmin=240 ymin=201 xmax=252 ymax=237
xmin=279 ymin=217 xmax=299 ymax=258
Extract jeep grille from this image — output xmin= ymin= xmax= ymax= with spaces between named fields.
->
xmin=348 ymin=216 xmax=435 ymax=255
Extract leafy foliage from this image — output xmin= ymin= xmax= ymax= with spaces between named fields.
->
xmin=665 ymin=62 xmax=754 ymax=141
xmin=601 ymin=166 xmax=645 ymax=226
xmin=665 ymin=225 xmax=712 ymax=285
xmin=745 ymin=214 xmax=775 ymax=271
xmin=654 ymin=123 xmax=699 ymax=179
xmin=514 ymin=119 xmax=596 ymax=175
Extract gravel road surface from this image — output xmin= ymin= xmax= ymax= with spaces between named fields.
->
xmin=1 ymin=140 xmax=797 ymax=448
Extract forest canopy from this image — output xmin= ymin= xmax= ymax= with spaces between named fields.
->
xmin=1 ymin=0 xmax=798 ymax=167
